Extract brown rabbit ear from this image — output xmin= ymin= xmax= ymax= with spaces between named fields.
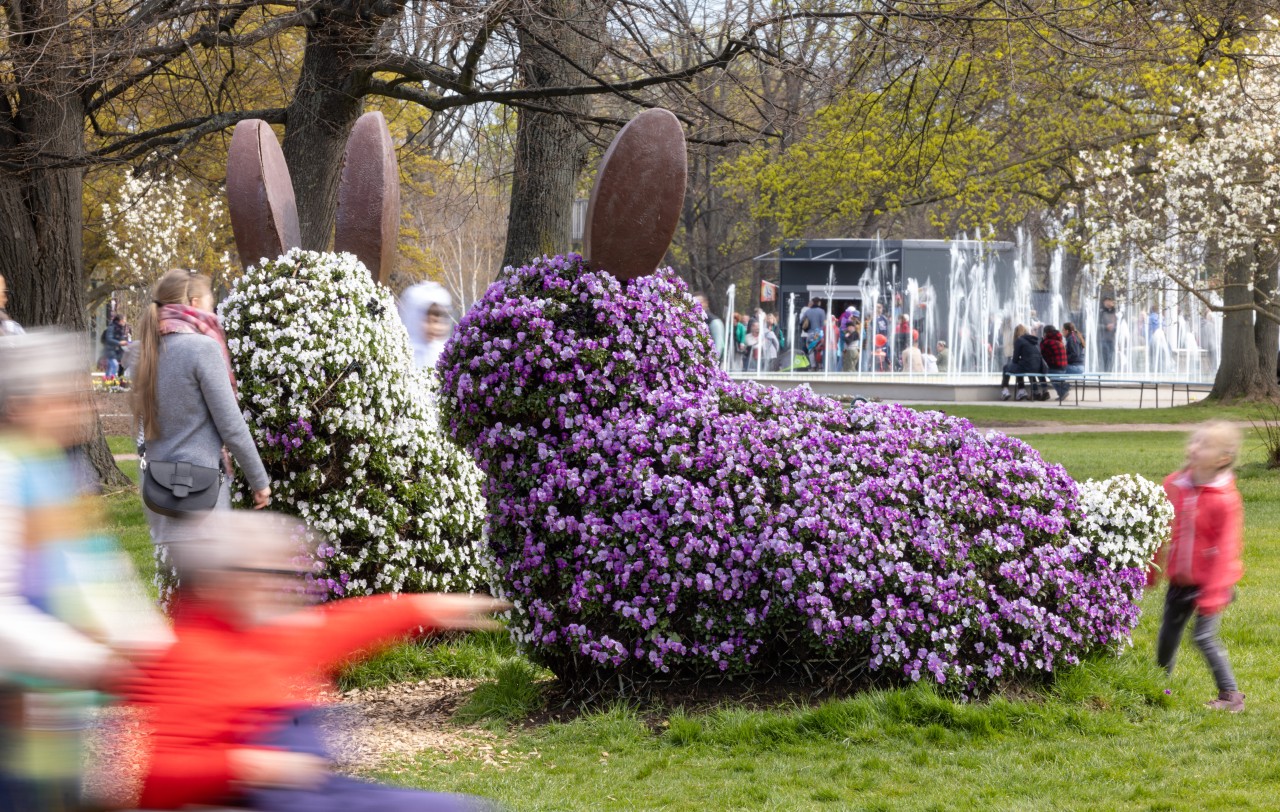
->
xmin=583 ymin=108 xmax=687 ymax=281
xmin=334 ymin=111 xmax=401 ymax=285
xmin=227 ymin=119 xmax=302 ymax=269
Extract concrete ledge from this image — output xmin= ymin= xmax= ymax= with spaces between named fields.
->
xmin=729 ymin=373 xmax=1003 ymax=403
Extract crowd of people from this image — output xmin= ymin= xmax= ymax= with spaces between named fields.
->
xmin=699 ymin=295 xmax=948 ymax=375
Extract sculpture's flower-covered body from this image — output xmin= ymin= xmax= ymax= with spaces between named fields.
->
xmin=222 ymin=249 xmax=486 ymax=598
xmin=441 ymin=255 xmax=1153 ymax=693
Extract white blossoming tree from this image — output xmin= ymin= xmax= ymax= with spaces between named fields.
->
xmin=220 ymin=249 xmax=488 ymax=598
xmin=1082 ymin=44 xmax=1280 ymax=401
xmin=101 ymin=172 xmax=230 ymax=293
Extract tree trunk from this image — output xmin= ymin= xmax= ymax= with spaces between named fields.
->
xmin=501 ymin=0 xmax=611 ymax=269
xmin=1211 ymin=245 xmax=1280 ymax=402
xmin=1251 ymin=246 xmax=1280 ymax=399
xmin=282 ymin=16 xmax=380 ymax=251
xmin=0 ymin=0 xmax=129 ymax=488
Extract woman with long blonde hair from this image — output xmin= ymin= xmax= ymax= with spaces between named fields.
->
xmin=133 ymin=270 xmax=270 ymax=567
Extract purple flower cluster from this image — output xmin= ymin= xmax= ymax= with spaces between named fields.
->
xmin=439 ymin=255 xmax=1146 ymax=693
xmin=262 ymin=419 xmax=314 ymax=456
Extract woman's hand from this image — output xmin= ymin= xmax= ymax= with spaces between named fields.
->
xmin=252 ymin=487 xmax=272 ymax=509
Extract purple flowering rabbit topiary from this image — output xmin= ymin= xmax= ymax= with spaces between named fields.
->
xmin=439 ymin=112 xmax=1147 ymax=694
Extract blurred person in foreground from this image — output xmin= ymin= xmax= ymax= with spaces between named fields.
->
xmin=1151 ymin=421 xmax=1246 ymax=712
xmin=124 ymin=511 xmax=504 ymax=811
xmin=0 ymin=274 xmax=23 ymax=336
xmin=0 ymin=330 xmax=171 ymax=812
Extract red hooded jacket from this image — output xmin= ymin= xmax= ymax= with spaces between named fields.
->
xmin=1156 ymin=469 xmax=1244 ymax=614
xmin=124 ymin=594 xmax=440 ymax=809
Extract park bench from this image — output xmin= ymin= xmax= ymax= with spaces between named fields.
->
xmin=1042 ymin=373 xmax=1214 ymax=408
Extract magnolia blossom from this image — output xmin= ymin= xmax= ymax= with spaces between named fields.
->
xmin=221 ymin=249 xmax=487 ymax=599
xmin=102 ymin=172 xmax=228 ymax=285
xmin=1082 ymin=38 xmax=1280 ymax=289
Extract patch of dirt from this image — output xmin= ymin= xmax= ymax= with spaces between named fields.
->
xmin=82 ymin=678 xmax=521 ymax=807
xmin=95 ymin=390 xmax=135 ymax=436
xmin=320 ymin=678 xmax=520 ymax=772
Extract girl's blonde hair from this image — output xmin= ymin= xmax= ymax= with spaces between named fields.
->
xmin=1194 ymin=420 xmax=1244 ymax=469
xmin=132 ymin=269 xmax=214 ymax=440
xmin=1013 ymin=324 xmax=1028 ymax=340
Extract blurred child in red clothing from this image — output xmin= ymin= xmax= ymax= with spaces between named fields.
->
xmin=1153 ymin=421 xmax=1246 ymax=712
xmin=124 ymin=511 xmax=504 ymax=811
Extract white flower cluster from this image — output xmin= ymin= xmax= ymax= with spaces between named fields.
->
xmin=103 ymin=172 xmax=229 ymax=284
xmin=220 ymin=249 xmax=488 ymax=598
xmin=1081 ymin=36 xmax=1280 ymax=288
xmin=1076 ymin=474 xmax=1172 ymax=571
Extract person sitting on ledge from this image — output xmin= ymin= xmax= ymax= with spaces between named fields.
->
xmin=123 ymin=511 xmax=503 ymax=812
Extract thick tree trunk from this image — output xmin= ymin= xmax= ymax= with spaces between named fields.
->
xmin=0 ymin=0 xmax=129 ymax=488
xmin=281 ymin=17 xmax=379 ymax=251
xmin=501 ymin=0 xmax=611 ymax=269
xmin=1211 ymin=245 xmax=1280 ymax=402
xmin=1252 ymin=247 xmax=1280 ymax=398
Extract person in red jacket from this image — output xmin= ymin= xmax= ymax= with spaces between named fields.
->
xmin=122 ymin=511 xmax=504 ymax=811
xmin=1153 ymin=421 xmax=1246 ymax=712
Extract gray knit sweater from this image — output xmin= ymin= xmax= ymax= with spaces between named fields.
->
xmin=144 ymin=333 xmax=269 ymax=491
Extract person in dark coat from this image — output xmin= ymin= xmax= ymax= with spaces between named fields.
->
xmin=999 ymin=324 xmax=1049 ymax=401
xmin=1041 ymin=325 xmax=1070 ymax=403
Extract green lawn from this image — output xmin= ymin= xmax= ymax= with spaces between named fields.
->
xmin=100 ymin=427 xmax=1280 ymax=810
xmin=901 ymin=400 xmax=1277 ymax=428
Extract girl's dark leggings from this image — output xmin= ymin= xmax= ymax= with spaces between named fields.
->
xmin=1156 ymin=584 xmax=1237 ymax=692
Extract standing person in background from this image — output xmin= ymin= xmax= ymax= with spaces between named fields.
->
xmin=1098 ymin=297 xmax=1118 ymax=372
xmin=693 ymin=293 xmax=725 ymax=362
xmin=132 ymin=269 xmax=271 ymax=607
xmin=1152 ymin=422 xmax=1246 ymax=712
xmin=935 ymin=341 xmax=949 ymax=373
xmin=0 ymin=275 xmax=22 ymax=336
xmin=766 ymin=312 xmax=785 ymax=356
xmin=100 ymin=315 xmax=128 ymax=384
xmin=900 ymin=334 xmax=924 ymax=373
xmin=398 ymin=282 xmax=454 ymax=369
xmin=799 ymin=299 xmax=826 ymax=368
xmin=873 ymin=303 xmax=889 ymax=339
xmin=732 ymin=313 xmax=748 ymax=371
xmin=841 ymin=318 xmax=861 ymax=372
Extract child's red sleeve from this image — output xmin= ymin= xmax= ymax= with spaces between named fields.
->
xmin=1196 ymin=491 xmax=1244 ymax=615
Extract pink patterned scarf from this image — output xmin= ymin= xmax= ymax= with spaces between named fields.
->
xmin=158 ymin=304 xmax=237 ymax=392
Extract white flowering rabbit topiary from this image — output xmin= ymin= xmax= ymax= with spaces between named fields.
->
xmin=218 ymin=115 xmax=487 ymax=599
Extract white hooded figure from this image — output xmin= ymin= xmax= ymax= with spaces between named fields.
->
xmin=398 ymin=282 xmax=454 ymax=368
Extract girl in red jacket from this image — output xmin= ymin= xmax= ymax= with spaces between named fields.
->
xmin=1154 ymin=421 xmax=1246 ymax=712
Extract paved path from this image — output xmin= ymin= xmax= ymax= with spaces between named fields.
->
xmin=974 ymin=420 xmax=1264 ymax=436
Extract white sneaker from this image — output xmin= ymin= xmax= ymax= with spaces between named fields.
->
xmin=1015 ymin=389 xmax=1029 ymax=401
xmin=1000 ymin=388 xmax=1011 ymax=401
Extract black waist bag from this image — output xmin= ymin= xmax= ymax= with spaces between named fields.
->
xmin=140 ymin=447 xmax=223 ymax=518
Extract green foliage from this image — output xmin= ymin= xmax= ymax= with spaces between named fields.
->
xmin=718 ymin=17 xmax=1226 ymax=239
xmin=455 ymin=659 xmax=548 ymax=725
xmin=337 ymin=630 xmax=532 ymax=691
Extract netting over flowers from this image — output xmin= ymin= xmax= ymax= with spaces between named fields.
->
xmin=439 ymin=255 xmax=1166 ymax=695
xmin=221 ymin=249 xmax=487 ymax=598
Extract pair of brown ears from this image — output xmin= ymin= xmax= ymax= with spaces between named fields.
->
xmin=227 ymin=108 xmax=687 ymax=285
xmin=227 ymin=112 xmax=400 ymax=283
